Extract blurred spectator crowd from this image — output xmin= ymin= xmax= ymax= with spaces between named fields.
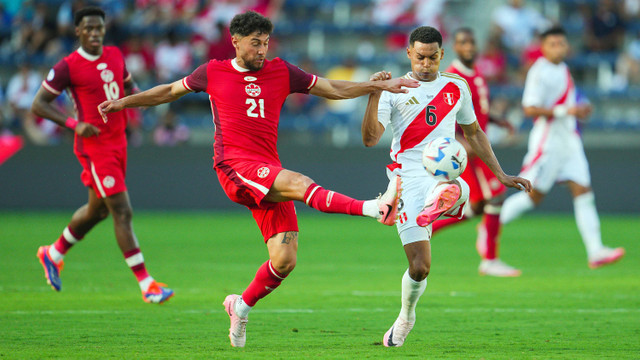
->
xmin=0 ymin=0 xmax=639 ymax=147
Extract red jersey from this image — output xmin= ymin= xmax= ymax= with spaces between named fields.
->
xmin=446 ymin=59 xmax=490 ymax=131
xmin=183 ymin=58 xmax=317 ymax=165
xmin=43 ymin=46 xmax=131 ymax=153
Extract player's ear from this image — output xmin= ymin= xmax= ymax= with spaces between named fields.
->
xmin=231 ymin=35 xmax=240 ymax=50
xmin=406 ymin=46 xmax=412 ymax=60
xmin=74 ymin=25 xmax=80 ymax=38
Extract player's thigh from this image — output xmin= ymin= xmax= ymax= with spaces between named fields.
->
xmin=396 ymin=175 xmax=434 ymax=245
xmin=266 ymin=169 xmax=314 ymax=202
xmin=86 ymin=187 xmax=109 ymax=218
xmin=520 ymin=152 xmax=564 ymax=194
xmin=251 ymin=201 xmax=299 ymax=243
xmin=215 ymin=160 xmax=283 ymax=207
xmin=558 ymin=147 xmax=592 ymax=190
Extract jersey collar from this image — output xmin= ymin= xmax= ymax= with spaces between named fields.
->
xmin=406 ymin=71 xmax=440 ymax=82
xmin=77 ymin=46 xmax=102 ymax=62
xmin=451 ymin=59 xmax=475 ymax=77
xmin=231 ymin=58 xmax=251 ymax=73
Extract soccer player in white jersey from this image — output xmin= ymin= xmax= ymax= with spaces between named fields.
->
xmin=500 ymin=26 xmax=625 ymax=268
xmin=361 ymin=26 xmax=531 ymax=347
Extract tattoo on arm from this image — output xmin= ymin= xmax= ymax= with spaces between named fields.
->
xmin=281 ymin=231 xmax=298 ymax=244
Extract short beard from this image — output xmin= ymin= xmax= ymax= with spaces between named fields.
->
xmin=242 ymin=57 xmax=263 ymax=72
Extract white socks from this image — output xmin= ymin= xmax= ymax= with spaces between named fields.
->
xmin=500 ymin=191 xmax=534 ymax=224
xmin=398 ymin=269 xmax=427 ymax=322
xmin=235 ymin=296 xmax=252 ymax=319
xmin=573 ymin=192 xmax=603 ymax=257
xmin=363 ymin=200 xmax=379 ymax=218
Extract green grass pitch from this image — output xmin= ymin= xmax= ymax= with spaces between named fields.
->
xmin=1 ymin=211 xmax=638 ymax=359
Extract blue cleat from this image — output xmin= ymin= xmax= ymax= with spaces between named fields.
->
xmin=142 ymin=281 xmax=174 ymax=304
xmin=37 ymin=246 xmax=63 ymax=291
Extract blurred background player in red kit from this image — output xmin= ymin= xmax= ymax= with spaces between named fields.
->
xmin=99 ymin=11 xmax=418 ymax=348
xmin=31 ymin=7 xmax=173 ymax=304
xmin=432 ymin=27 xmax=521 ymax=277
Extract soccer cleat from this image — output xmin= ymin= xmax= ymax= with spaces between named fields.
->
xmin=416 ymin=184 xmax=460 ymax=227
xmin=588 ymin=247 xmax=625 ymax=269
xmin=142 ymin=281 xmax=174 ymax=304
xmin=37 ymin=246 xmax=63 ymax=291
xmin=478 ymin=259 xmax=522 ymax=277
xmin=377 ymin=175 xmax=402 ymax=226
xmin=223 ymin=294 xmax=249 ymax=347
xmin=383 ymin=317 xmax=415 ymax=347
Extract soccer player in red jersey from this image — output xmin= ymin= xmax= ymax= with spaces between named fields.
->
xmin=433 ymin=28 xmax=522 ymax=277
xmin=99 ymin=11 xmax=418 ymax=347
xmin=31 ymin=7 xmax=173 ymax=304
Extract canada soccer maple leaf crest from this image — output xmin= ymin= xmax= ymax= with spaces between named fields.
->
xmin=245 ymin=83 xmax=261 ymax=97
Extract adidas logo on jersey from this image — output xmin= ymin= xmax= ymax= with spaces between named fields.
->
xmin=405 ymin=96 xmax=420 ymax=105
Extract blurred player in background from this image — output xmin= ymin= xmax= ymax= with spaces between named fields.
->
xmin=361 ymin=26 xmax=531 ymax=347
xmin=430 ymin=27 xmax=521 ymax=277
xmin=500 ymin=26 xmax=625 ymax=268
xmin=99 ymin=11 xmax=418 ymax=347
xmin=31 ymin=7 xmax=173 ymax=304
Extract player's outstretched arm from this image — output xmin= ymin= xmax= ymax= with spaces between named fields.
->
xmin=98 ymin=79 xmax=190 ymax=120
xmin=309 ymin=76 xmax=418 ymax=100
xmin=361 ymin=71 xmax=391 ymax=147
xmin=460 ymin=121 xmax=532 ymax=192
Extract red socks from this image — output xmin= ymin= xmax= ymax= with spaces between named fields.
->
xmin=242 ymin=260 xmax=288 ymax=307
xmin=53 ymin=226 xmax=83 ymax=255
xmin=303 ymin=184 xmax=364 ymax=215
xmin=432 ymin=216 xmax=467 ymax=233
xmin=478 ymin=213 xmax=500 ymax=260
xmin=124 ymin=248 xmax=151 ymax=282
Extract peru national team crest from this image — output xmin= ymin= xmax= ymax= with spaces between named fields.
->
xmin=257 ymin=166 xmax=270 ymax=178
xmin=245 ymin=83 xmax=261 ymax=97
xmin=443 ymin=92 xmax=455 ymax=106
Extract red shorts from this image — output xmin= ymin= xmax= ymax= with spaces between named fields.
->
xmin=215 ymin=159 xmax=298 ymax=242
xmin=76 ymin=147 xmax=127 ymax=199
xmin=460 ymin=157 xmax=506 ymax=203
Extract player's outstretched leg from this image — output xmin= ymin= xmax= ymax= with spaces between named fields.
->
xmin=416 ymin=182 xmax=462 ymax=227
xmin=303 ymin=175 xmax=402 ymax=226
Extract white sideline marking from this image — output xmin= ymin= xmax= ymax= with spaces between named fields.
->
xmin=6 ymin=307 xmax=639 ymax=316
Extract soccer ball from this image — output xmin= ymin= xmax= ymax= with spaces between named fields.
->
xmin=422 ymin=137 xmax=468 ymax=181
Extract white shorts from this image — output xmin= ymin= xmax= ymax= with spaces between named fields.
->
xmin=520 ymin=130 xmax=591 ymax=193
xmin=390 ymin=171 xmax=469 ymax=245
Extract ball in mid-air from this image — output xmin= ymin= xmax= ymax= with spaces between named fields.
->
xmin=422 ymin=137 xmax=468 ymax=181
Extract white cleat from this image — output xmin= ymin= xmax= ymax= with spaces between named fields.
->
xmin=588 ymin=247 xmax=625 ymax=269
xmin=223 ymin=294 xmax=248 ymax=347
xmin=382 ymin=317 xmax=415 ymax=347
xmin=478 ymin=259 xmax=522 ymax=277
xmin=377 ymin=175 xmax=402 ymax=226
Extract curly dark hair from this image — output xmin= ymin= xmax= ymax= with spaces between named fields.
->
xmin=409 ymin=26 xmax=443 ymax=47
xmin=74 ymin=6 xmax=105 ymax=26
xmin=540 ymin=26 xmax=566 ymax=40
xmin=229 ymin=11 xmax=273 ymax=37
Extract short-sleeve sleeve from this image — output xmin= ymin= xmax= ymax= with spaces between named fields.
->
xmin=522 ymin=65 xmax=543 ymax=107
xmin=456 ymin=80 xmax=477 ymax=126
xmin=283 ymin=61 xmax=317 ymax=94
xmin=377 ymin=91 xmax=392 ymax=129
xmin=182 ymin=62 xmax=209 ymax=92
xmin=42 ymin=59 xmax=71 ymax=96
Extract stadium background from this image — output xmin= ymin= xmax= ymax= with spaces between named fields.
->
xmin=0 ymin=0 xmax=638 ymax=213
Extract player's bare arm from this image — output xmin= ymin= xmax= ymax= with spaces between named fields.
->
xmin=460 ymin=121 xmax=532 ymax=192
xmin=360 ymin=71 xmax=394 ymax=147
xmin=98 ymin=79 xmax=190 ymax=119
xmin=523 ymin=104 xmax=592 ymax=120
xmin=32 ymin=87 xmax=100 ymax=137
xmin=309 ymin=76 xmax=419 ymax=100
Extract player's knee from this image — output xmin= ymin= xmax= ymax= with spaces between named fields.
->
xmin=111 ymin=205 xmax=133 ymax=224
xmin=409 ymin=261 xmax=430 ymax=281
xmin=272 ymin=256 xmax=297 ymax=275
xmin=291 ymin=173 xmax=314 ymax=192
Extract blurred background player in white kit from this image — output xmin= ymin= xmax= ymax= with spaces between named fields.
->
xmin=500 ymin=26 xmax=625 ymax=269
xmin=362 ymin=26 xmax=531 ymax=348
xmin=431 ymin=28 xmax=521 ymax=277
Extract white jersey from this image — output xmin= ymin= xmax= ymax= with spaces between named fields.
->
xmin=522 ymin=57 xmax=578 ymax=146
xmin=378 ymin=72 xmax=476 ymax=176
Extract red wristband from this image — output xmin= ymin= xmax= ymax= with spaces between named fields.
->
xmin=65 ymin=117 xmax=78 ymax=130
